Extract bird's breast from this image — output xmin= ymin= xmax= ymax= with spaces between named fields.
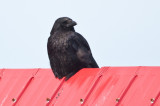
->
xmin=51 ymin=33 xmax=73 ymax=52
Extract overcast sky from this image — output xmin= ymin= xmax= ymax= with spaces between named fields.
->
xmin=0 ymin=0 xmax=160 ymax=68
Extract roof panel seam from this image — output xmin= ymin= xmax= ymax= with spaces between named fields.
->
xmin=116 ymin=75 xmax=138 ymax=106
xmin=13 ymin=77 xmax=34 ymax=106
xmin=46 ymin=78 xmax=65 ymax=106
xmin=151 ymin=91 xmax=160 ymax=106
xmin=82 ymin=75 xmax=102 ymax=106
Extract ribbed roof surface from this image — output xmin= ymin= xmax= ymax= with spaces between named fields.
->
xmin=0 ymin=67 xmax=160 ymax=106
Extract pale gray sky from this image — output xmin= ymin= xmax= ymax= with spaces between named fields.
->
xmin=0 ymin=0 xmax=160 ymax=68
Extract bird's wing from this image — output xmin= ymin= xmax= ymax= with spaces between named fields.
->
xmin=69 ymin=33 xmax=99 ymax=68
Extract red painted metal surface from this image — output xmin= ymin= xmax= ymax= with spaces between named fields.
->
xmin=0 ymin=67 xmax=160 ymax=106
xmin=119 ymin=67 xmax=160 ymax=106
xmin=84 ymin=67 xmax=139 ymax=106
xmin=0 ymin=69 xmax=38 ymax=106
xmin=48 ymin=68 xmax=101 ymax=106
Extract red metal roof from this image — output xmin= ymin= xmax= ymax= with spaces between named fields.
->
xmin=0 ymin=67 xmax=160 ymax=106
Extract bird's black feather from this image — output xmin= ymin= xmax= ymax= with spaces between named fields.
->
xmin=47 ymin=17 xmax=99 ymax=80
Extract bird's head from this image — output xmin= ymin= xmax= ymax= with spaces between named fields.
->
xmin=50 ymin=17 xmax=77 ymax=35
xmin=60 ymin=17 xmax=77 ymax=28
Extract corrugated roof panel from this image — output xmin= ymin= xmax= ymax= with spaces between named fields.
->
xmin=0 ymin=69 xmax=38 ymax=106
xmin=0 ymin=67 xmax=160 ymax=106
xmin=84 ymin=67 xmax=139 ymax=106
xmin=48 ymin=68 xmax=101 ymax=106
xmin=119 ymin=67 xmax=160 ymax=106
xmin=16 ymin=69 xmax=64 ymax=106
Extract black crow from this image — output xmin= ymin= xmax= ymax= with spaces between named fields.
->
xmin=47 ymin=17 xmax=99 ymax=80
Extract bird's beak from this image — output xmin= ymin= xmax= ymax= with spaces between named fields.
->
xmin=71 ymin=21 xmax=77 ymax=26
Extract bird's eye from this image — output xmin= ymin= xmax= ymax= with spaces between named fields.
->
xmin=63 ymin=20 xmax=68 ymax=24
